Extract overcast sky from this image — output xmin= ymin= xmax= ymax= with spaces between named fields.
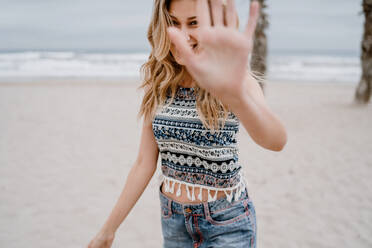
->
xmin=0 ymin=0 xmax=364 ymax=55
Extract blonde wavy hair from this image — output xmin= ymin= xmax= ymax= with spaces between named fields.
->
xmin=137 ymin=0 xmax=258 ymax=131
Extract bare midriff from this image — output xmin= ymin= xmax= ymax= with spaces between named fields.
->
xmin=161 ymin=181 xmax=227 ymax=204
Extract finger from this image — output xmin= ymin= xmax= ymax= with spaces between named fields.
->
xmin=196 ymin=0 xmax=212 ymax=27
xmin=210 ymin=0 xmax=224 ymax=26
xmin=244 ymin=1 xmax=260 ymax=39
xmin=167 ymin=27 xmax=194 ymax=63
xmin=225 ymin=0 xmax=237 ymax=28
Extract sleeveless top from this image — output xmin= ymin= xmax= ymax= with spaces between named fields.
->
xmin=152 ymin=86 xmax=248 ymax=203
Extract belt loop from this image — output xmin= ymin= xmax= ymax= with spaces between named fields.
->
xmin=244 ymin=187 xmax=249 ymax=200
xmin=243 ymin=197 xmax=250 ymax=215
xmin=167 ymin=197 xmax=173 ymax=214
xmin=202 ymin=201 xmax=210 ymax=219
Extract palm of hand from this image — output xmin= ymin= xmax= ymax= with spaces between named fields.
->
xmin=168 ymin=0 xmax=260 ymax=108
xmin=191 ymin=26 xmax=252 ymax=97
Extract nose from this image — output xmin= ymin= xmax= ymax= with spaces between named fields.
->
xmin=180 ymin=28 xmax=191 ymax=41
xmin=180 ymin=26 xmax=196 ymax=43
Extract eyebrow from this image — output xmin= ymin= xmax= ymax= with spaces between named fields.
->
xmin=170 ymin=15 xmax=197 ymax=20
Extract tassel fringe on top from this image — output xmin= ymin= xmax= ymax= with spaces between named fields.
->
xmin=158 ymin=170 xmax=248 ymax=203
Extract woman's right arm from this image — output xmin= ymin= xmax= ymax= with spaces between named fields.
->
xmin=87 ymin=115 xmax=159 ymax=248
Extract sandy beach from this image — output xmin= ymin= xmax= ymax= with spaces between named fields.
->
xmin=0 ymin=79 xmax=371 ymax=248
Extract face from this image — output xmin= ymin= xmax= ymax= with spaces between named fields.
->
xmin=168 ymin=0 xmax=199 ymax=65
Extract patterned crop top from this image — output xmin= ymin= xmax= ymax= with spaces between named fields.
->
xmin=152 ymin=86 xmax=248 ymax=203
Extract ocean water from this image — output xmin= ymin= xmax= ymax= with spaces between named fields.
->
xmin=0 ymin=0 xmax=362 ymax=83
xmin=0 ymin=52 xmax=146 ymax=79
xmin=0 ymin=51 xmax=361 ymax=83
xmin=267 ymin=52 xmax=360 ymax=83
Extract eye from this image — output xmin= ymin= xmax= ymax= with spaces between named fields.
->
xmin=189 ymin=20 xmax=198 ymax=26
xmin=171 ymin=20 xmax=180 ymax=26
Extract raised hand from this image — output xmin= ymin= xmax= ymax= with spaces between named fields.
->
xmin=167 ymin=0 xmax=260 ymax=109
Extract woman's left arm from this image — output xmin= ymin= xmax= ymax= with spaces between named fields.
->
xmin=229 ymin=72 xmax=287 ymax=152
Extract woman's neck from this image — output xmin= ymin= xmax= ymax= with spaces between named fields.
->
xmin=180 ymin=71 xmax=196 ymax=88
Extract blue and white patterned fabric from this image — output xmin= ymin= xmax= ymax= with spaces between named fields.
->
xmin=152 ymin=86 xmax=248 ymax=203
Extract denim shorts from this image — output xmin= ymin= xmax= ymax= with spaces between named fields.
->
xmin=158 ymin=183 xmax=257 ymax=248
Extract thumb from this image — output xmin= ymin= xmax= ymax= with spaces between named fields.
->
xmin=167 ymin=27 xmax=194 ymax=63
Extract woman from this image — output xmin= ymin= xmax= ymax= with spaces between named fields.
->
xmin=87 ymin=0 xmax=287 ymax=247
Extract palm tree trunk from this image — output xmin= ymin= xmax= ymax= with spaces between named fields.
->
xmin=250 ymin=0 xmax=269 ymax=94
xmin=355 ymin=0 xmax=372 ymax=103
